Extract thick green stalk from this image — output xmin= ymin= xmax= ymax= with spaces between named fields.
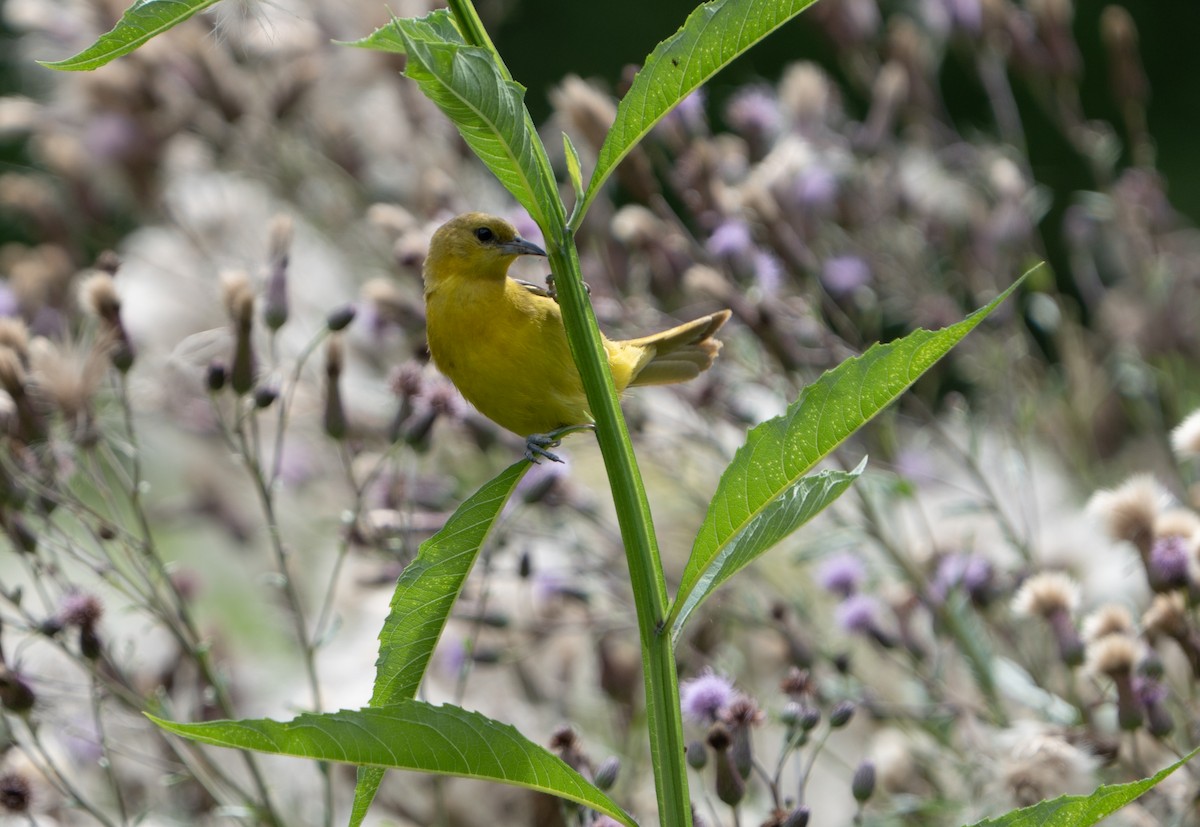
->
xmin=545 ymin=233 xmax=692 ymax=827
xmin=442 ymin=2 xmax=690 ymax=818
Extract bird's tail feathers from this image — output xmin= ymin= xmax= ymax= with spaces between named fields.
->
xmin=627 ymin=309 xmax=731 ymax=387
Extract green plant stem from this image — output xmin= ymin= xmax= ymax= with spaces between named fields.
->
xmin=544 ymin=233 xmax=691 ymax=827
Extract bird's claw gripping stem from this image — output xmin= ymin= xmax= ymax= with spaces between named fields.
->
xmin=523 ymin=424 xmax=595 ymax=464
xmin=524 ymin=432 xmax=564 ymax=464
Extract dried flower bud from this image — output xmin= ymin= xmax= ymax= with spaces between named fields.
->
xmin=253 ymin=384 xmax=278 ymax=409
xmin=0 ymin=347 xmax=27 ymax=398
xmin=851 ymin=760 xmax=876 ymax=803
xmin=401 ymin=406 xmax=438 ymax=451
xmin=267 ymin=214 xmax=293 ymax=263
xmin=1170 ymin=410 xmax=1200 ymax=460
xmin=593 ymin=756 xmax=620 ymax=791
xmin=261 ymin=215 xmax=293 ymax=332
xmin=0 ymin=771 xmax=32 ymax=813
xmin=1086 ymin=634 xmax=1142 ymax=730
xmin=829 ymin=700 xmax=856 ymax=728
xmin=779 ymin=701 xmax=803 ymax=728
xmin=1100 ymin=6 xmax=1147 ymax=107
xmin=326 ymin=303 xmax=357 ymax=332
xmin=780 ymin=667 xmax=814 ymax=698
xmin=548 ymin=725 xmax=588 ymax=774
xmin=95 ymin=249 xmax=121 ymax=275
xmin=549 ymin=725 xmax=578 ymax=752
xmin=323 ymin=336 xmax=347 ymax=440
xmin=721 ymin=696 xmax=764 ymax=780
xmin=1132 ymin=675 xmax=1172 ymax=737
xmin=798 ymin=706 xmax=821 ymax=732
xmin=1081 ymin=604 xmax=1134 ymax=643
xmin=706 ymin=723 xmax=744 ymax=806
xmin=706 ymin=722 xmax=732 ymax=752
xmin=79 ymin=271 xmax=134 ymax=371
xmin=79 ymin=271 xmax=121 ymax=323
xmin=58 ymin=590 xmax=103 ymax=629
xmin=469 ymin=647 xmax=501 ymax=664
xmin=0 ymin=665 xmax=35 ymax=713
xmin=221 ymin=271 xmax=257 ymax=395
xmin=1087 ymin=475 xmax=1168 ymax=559
xmin=79 ymin=624 xmax=102 ymax=660
xmin=206 ymin=361 xmax=228 ymax=393
xmin=0 ymin=318 xmax=30 ymax=362
xmin=781 ymin=805 xmax=811 ymax=827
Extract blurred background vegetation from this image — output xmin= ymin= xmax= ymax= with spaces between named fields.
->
xmin=3 ymin=1 xmax=1200 ymax=825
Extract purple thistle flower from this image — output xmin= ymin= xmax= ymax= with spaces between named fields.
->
xmin=753 ymin=251 xmax=784 ymax=296
xmin=532 ymin=570 xmax=571 ymax=606
xmin=680 ymin=670 xmax=737 ymax=723
xmin=1132 ymin=675 xmax=1168 ymax=706
xmin=0 ymin=284 xmax=18 ymax=317
xmin=1149 ymin=535 xmax=1190 ymax=589
xmin=945 ymin=0 xmax=982 ymax=34
xmin=821 ymin=255 xmax=872 ymax=297
xmin=931 ymin=552 xmax=994 ymax=603
xmin=816 ymin=552 xmax=866 ymax=597
xmin=436 ymin=635 xmax=467 ymax=677
xmin=793 ymin=165 xmax=839 ymax=211
xmin=668 ymin=88 xmax=708 ymax=133
xmin=706 ymin=220 xmax=755 ymax=260
xmin=894 ymin=446 xmax=937 ymax=482
xmin=725 ymin=87 xmax=781 ymax=138
xmin=58 ymin=590 xmax=103 ymax=629
xmin=835 ymin=593 xmax=881 ymax=635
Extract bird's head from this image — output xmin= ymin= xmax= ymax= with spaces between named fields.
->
xmin=423 ymin=212 xmax=547 ymax=287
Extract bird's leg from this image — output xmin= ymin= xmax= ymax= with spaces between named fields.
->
xmin=523 ymin=424 xmax=595 ymax=464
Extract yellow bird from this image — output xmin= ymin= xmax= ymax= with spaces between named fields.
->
xmin=422 ymin=212 xmax=731 ymax=460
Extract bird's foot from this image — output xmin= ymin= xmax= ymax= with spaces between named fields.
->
xmin=524 ymin=432 xmax=564 ymax=464
xmin=523 ymin=424 xmax=595 ymax=464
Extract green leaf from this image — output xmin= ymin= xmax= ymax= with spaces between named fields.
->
xmin=671 ymin=463 xmax=863 ymax=644
xmin=368 ymin=460 xmax=527 ymax=706
xmin=150 ymin=702 xmax=637 ymax=827
xmin=342 ymin=10 xmax=464 ymax=55
xmin=577 ymin=0 xmax=819 ymax=225
xmin=669 ymin=269 xmax=1036 ymax=640
xmin=38 ymin=0 xmax=220 ymax=71
xmin=350 ymin=459 xmax=528 ymax=826
xmin=563 ymin=132 xmax=585 ymax=210
xmin=964 ymin=746 xmax=1199 ymax=826
xmin=390 ymin=13 xmax=561 ymax=229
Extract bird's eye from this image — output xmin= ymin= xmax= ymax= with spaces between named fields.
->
xmin=474 ymin=227 xmax=495 ymax=243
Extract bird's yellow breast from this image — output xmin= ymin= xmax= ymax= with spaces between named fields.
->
xmin=426 ymin=273 xmax=632 ymax=436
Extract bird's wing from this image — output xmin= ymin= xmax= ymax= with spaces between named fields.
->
xmin=514 ymin=278 xmax=555 ymax=299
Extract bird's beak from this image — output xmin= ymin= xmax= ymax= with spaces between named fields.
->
xmin=499 ymin=236 xmax=547 ymax=258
